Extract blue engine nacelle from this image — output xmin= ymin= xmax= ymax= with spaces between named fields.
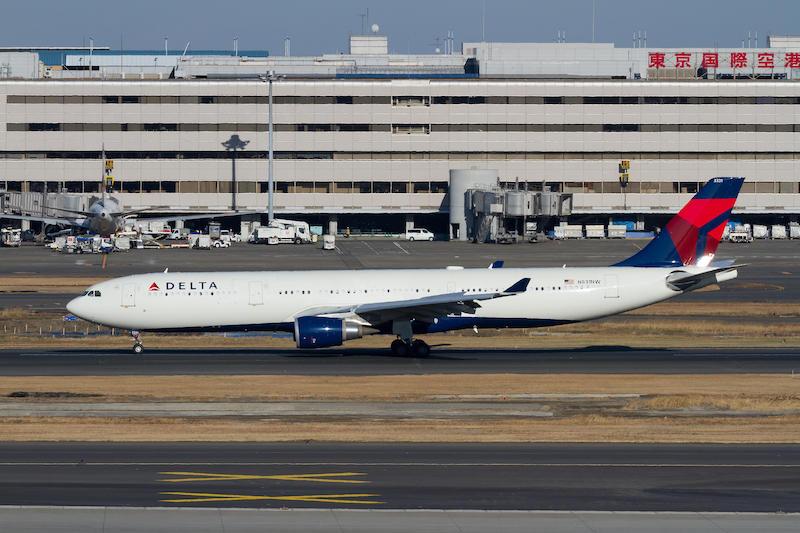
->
xmin=294 ymin=316 xmax=365 ymax=349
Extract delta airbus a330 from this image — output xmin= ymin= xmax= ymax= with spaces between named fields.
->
xmin=67 ymin=177 xmax=744 ymax=357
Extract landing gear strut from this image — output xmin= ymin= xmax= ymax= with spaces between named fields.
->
xmin=131 ymin=330 xmax=144 ymax=354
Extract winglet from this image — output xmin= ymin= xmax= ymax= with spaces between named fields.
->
xmin=503 ymin=278 xmax=530 ymax=294
xmin=488 ymin=260 xmax=504 ymax=269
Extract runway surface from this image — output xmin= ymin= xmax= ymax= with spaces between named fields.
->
xmin=1 ymin=346 xmax=799 ymax=375
xmin=0 ymin=443 xmax=798 ymax=512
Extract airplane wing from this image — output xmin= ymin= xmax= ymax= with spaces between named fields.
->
xmin=44 ymin=206 xmax=94 ymax=217
xmin=0 ymin=213 xmax=76 ymax=226
xmin=295 ymin=278 xmax=530 ymax=326
xmin=666 ymin=265 xmax=743 ymax=292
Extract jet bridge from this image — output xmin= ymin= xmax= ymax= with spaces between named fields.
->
xmin=448 ymin=169 xmax=573 ymax=242
xmin=1 ymin=191 xmax=85 ymax=219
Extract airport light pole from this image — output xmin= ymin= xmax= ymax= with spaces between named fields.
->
xmin=222 ymin=134 xmax=250 ymax=212
xmin=260 ymin=71 xmax=283 ymax=223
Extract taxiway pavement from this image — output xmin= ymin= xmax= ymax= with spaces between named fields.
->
xmin=0 ymin=443 xmax=797 ymax=512
xmin=1 ymin=346 xmax=798 ymax=375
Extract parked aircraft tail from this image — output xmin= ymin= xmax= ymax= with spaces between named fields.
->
xmin=614 ymin=177 xmax=745 ymax=267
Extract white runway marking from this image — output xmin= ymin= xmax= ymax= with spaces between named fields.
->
xmin=393 ymin=242 xmax=410 ymax=255
xmin=361 ymin=241 xmax=380 ymax=255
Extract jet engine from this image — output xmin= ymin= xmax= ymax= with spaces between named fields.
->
xmin=293 ymin=316 xmax=371 ymax=348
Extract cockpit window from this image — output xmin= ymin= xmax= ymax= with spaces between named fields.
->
xmin=94 ymin=291 xmax=101 ymax=297
xmin=83 ymin=290 xmax=101 ymax=297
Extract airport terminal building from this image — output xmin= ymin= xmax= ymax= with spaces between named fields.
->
xmin=2 ymin=36 xmax=800 ymax=233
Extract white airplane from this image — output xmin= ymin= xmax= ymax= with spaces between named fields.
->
xmin=67 ymin=177 xmax=744 ymax=356
xmin=0 ymin=194 xmax=242 ymax=238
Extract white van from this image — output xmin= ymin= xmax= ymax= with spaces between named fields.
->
xmin=403 ymin=228 xmax=434 ymax=241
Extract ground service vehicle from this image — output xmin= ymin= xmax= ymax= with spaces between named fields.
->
xmin=404 ymin=228 xmax=434 ymax=241
xmin=250 ymin=219 xmax=312 ymax=245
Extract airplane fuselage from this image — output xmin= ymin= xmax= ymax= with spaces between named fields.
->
xmin=67 ymin=266 xmax=699 ymax=334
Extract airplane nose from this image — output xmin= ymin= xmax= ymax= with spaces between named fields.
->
xmin=66 ymin=296 xmax=84 ymax=318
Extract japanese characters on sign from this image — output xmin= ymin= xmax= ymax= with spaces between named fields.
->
xmin=647 ymin=50 xmax=800 ymax=69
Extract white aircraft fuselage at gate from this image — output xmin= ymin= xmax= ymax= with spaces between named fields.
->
xmin=67 ymin=177 xmax=745 ymax=356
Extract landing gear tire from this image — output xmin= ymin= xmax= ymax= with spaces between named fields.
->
xmin=130 ymin=330 xmax=143 ymax=354
xmin=411 ymin=339 xmax=430 ymax=357
xmin=390 ymin=339 xmax=409 ymax=357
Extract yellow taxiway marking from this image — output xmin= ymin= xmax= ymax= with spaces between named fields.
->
xmin=160 ymin=491 xmax=383 ymax=505
xmin=159 ymin=471 xmax=369 ymax=484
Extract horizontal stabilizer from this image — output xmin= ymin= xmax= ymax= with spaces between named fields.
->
xmin=666 ymin=265 xmax=742 ymax=292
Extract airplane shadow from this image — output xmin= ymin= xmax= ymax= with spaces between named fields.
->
xmin=25 ymin=344 xmax=676 ymax=362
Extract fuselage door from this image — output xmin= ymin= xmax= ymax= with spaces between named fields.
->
xmin=121 ymin=284 xmax=136 ymax=307
xmin=604 ymin=274 xmax=619 ymax=299
xmin=249 ymin=281 xmax=264 ymax=305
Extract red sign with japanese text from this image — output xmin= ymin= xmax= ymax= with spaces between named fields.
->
xmin=648 ymin=52 xmax=666 ymax=69
xmin=701 ymin=52 xmax=719 ymax=68
xmin=646 ymin=50 xmax=800 ymax=70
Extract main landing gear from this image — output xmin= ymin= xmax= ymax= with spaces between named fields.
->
xmin=390 ymin=338 xmax=431 ymax=357
xmin=130 ymin=330 xmax=144 ymax=354
xmin=390 ymin=320 xmax=431 ymax=357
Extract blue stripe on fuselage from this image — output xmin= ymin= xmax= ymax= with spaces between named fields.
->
xmin=139 ymin=318 xmax=572 ymax=335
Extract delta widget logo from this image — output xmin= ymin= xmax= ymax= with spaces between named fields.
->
xmin=148 ymin=282 xmax=160 ymax=292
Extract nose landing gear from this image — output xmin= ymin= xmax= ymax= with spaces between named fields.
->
xmin=130 ymin=330 xmax=144 ymax=354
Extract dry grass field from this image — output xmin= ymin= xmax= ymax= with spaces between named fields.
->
xmin=2 ymin=415 xmax=799 ymax=444
xmin=2 ymin=374 xmax=800 ymax=443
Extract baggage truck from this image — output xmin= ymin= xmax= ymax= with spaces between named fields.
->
xmin=607 ymin=224 xmax=627 ymax=238
xmin=584 ymin=225 xmax=605 ymax=239
xmin=771 ymin=225 xmax=787 ymax=239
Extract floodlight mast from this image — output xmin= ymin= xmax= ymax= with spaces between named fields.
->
xmin=260 ymin=70 xmax=282 ymax=223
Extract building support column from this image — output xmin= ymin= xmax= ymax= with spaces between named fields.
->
xmin=404 ymin=214 xmax=415 ymax=233
xmin=328 ymin=215 xmax=338 ymax=236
